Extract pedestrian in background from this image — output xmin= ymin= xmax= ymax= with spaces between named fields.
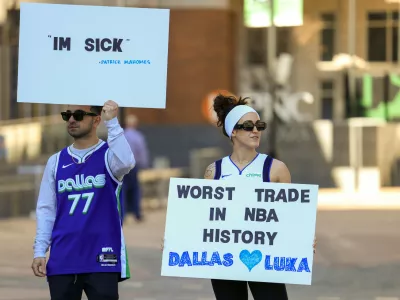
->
xmin=123 ymin=114 xmax=150 ymax=223
xmin=0 ymin=136 xmax=6 ymax=162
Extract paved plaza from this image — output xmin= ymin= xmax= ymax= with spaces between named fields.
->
xmin=0 ymin=208 xmax=399 ymax=300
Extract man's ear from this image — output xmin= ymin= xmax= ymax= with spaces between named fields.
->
xmin=93 ymin=115 xmax=102 ymax=126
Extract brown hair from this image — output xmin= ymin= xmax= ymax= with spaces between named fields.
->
xmin=213 ymin=93 xmax=250 ymax=137
xmin=90 ymin=106 xmax=103 ymax=115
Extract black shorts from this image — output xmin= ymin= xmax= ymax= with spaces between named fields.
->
xmin=211 ymin=279 xmax=288 ymax=300
xmin=47 ymin=272 xmax=119 ymax=300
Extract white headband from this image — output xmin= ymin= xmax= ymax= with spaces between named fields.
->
xmin=224 ymin=105 xmax=259 ymax=138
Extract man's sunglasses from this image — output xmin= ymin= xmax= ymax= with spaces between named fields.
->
xmin=61 ymin=110 xmax=98 ymax=122
xmin=234 ymin=120 xmax=267 ymax=131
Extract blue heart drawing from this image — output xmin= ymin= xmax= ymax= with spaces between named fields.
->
xmin=239 ymin=250 xmax=262 ymax=271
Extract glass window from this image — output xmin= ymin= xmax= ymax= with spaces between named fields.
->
xmin=320 ymin=13 xmax=336 ymax=61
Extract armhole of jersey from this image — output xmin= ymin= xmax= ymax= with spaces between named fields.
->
xmin=214 ymin=159 xmax=222 ymax=180
xmin=262 ymin=156 xmax=273 ymax=182
xmin=104 ymin=148 xmax=123 ymax=184
xmin=53 ymin=151 xmax=61 ymax=179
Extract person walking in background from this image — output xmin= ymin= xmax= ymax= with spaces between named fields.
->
xmin=0 ymin=136 xmax=6 ymax=162
xmin=123 ymin=114 xmax=150 ymax=223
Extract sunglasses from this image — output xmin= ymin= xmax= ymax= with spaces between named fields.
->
xmin=61 ymin=110 xmax=98 ymax=122
xmin=234 ymin=120 xmax=267 ymax=131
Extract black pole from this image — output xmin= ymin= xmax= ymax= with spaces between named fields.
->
xmin=343 ymin=70 xmax=352 ymax=118
xmin=266 ymin=0 xmax=278 ymax=160
xmin=268 ymin=83 xmax=278 ymax=160
xmin=383 ymin=73 xmax=390 ymax=122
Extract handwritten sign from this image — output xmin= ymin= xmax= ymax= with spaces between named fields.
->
xmin=161 ymin=177 xmax=318 ymax=285
xmin=17 ymin=3 xmax=170 ymax=108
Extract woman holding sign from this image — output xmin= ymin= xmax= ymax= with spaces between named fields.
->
xmin=203 ymin=94 xmax=316 ymax=300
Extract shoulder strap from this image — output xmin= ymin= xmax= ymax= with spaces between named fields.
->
xmin=262 ymin=156 xmax=274 ymax=182
xmin=214 ymin=159 xmax=222 ymax=180
xmin=53 ymin=151 xmax=62 ymax=180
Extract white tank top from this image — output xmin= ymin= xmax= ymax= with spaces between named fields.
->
xmin=214 ymin=153 xmax=273 ymax=182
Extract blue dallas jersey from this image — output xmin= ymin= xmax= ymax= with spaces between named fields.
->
xmin=46 ymin=141 xmax=130 ymax=280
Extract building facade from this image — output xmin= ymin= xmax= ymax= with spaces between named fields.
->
xmin=292 ymin=0 xmax=400 ymax=122
xmin=238 ymin=0 xmax=400 ymax=124
xmin=0 ymin=0 xmax=237 ymax=124
xmin=1 ymin=0 xmax=400 ymax=124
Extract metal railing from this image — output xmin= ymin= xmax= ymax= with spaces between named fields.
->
xmin=0 ymin=166 xmax=186 ymax=218
xmin=0 ymin=115 xmax=187 ymax=218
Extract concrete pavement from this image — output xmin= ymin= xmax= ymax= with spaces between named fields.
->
xmin=0 ymin=208 xmax=399 ymax=300
xmin=317 ymin=188 xmax=400 ymax=210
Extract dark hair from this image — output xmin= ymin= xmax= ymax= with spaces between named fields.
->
xmin=90 ymin=106 xmax=103 ymax=116
xmin=213 ymin=93 xmax=250 ymax=137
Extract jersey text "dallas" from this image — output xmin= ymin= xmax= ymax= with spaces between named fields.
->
xmin=58 ymin=174 xmax=106 ymax=193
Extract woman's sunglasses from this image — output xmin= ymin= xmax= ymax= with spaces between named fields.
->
xmin=61 ymin=110 xmax=98 ymax=122
xmin=234 ymin=120 xmax=267 ymax=131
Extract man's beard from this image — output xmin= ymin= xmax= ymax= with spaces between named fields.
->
xmin=68 ymin=124 xmax=92 ymax=139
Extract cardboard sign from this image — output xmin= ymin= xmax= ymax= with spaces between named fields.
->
xmin=161 ymin=177 xmax=318 ymax=285
xmin=18 ymin=3 xmax=170 ymax=108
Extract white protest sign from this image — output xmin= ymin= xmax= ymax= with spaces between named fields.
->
xmin=161 ymin=177 xmax=318 ymax=285
xmin=17 ymin=3 xmax=170 ymax=108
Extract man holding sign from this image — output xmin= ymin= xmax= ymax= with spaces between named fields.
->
xmin=162 ymin=94 xmax=317 ymax=300
xmin=31 ymin=101 xmax=135 ymax=300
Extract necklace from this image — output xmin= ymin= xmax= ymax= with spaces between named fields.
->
xmin=232 ymin=159 xmax=251 ymax=165
xmin=231 ymin=153 xmax=258 ymax=165
xmin=71 ymin=151 xmax=95 ymax=164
